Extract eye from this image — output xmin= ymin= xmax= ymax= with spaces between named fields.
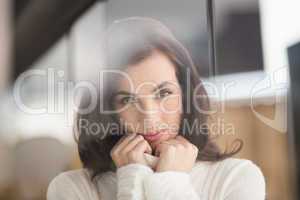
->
xmin=119 ymin=96 xmax=137 ymax=105
xmin=156 ymin=88 xmax=173 ymax=99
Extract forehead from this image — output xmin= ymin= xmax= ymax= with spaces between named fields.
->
xmin=117 ymin=51 xmax=178 ymax=92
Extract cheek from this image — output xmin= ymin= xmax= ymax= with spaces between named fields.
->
xmin=160 ymin=96 xmax=182 ymax=130
xmin=161 ymin=114 xmax=181 ymax=135
xmin=159 ymin=106 xmax=182 ymax=142
xmin=117 ymin=107 xmax=139 ymax=131
xmin=160 ymin=95 xmax=182 ymax=113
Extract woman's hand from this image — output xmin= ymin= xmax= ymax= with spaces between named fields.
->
xmin=154 ymin=135 xmax=198 ymax=172
xmin=110 ymin=133 xmax=153 ymax=168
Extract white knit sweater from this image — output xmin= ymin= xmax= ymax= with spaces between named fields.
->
xmin=47 ymin=158 xmax=266 ymax=200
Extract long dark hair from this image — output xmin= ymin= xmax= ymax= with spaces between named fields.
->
xmin=74 ymin=17 xmax=243 ymax=180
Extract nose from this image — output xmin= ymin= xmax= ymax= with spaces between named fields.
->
xmin=136 ymin=97 xmax=161 ymax=133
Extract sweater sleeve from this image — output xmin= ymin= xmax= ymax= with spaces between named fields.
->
xmin=116 ymin=163 xmax=154 ymax=200
xmin=222 ymin=161 xmax=266 ymax=200
xmin=143 ymin=171 xmax=201 ymax=200
xmin=142 ymin=160 xmax=266 ymax=200
xmin=47 ymin=173 xmax=82 ymax=200
xmin=46 ymin=170 xmax=101 ymax=200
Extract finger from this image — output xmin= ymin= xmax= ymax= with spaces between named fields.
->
xmin=176 ymin=136 xmax=198 ymax=154
xmin=145 ymin=141 xmax=152 ymax=154
xmin=175 ymin=135 xmax=190 ymax=147
xmin=155 ymin=142 xmax=175 ymax=156
xmin=113 ymin=133 xmax=137 ymax=153
xmin=120 ymin=135 xmax=145 ymax=153
xmin=132 ymin=140 xmax=152 ymax=155
xmin=115 ymin=132 xmax=133 ymax=145
xmin=161 ymin=139 xmax=181 ymax=146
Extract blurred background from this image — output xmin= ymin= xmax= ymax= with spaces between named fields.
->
xmin=0 ymin=0 xmax=300 ymax=199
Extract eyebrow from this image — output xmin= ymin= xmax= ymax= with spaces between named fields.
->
xmin=112 ymin=81 xmax=173 ymax=98
xmin=152 ymin=81 xmax=172 ymax=93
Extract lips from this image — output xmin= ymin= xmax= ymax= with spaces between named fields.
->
xmin=143 ymin=131 xmax=164 ymax=142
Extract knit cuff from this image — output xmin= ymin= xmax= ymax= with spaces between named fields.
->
xmin=143 ymin=171 xmax=199 ymax=199
xmin=116 ymin=163 xmax=154 ymax=200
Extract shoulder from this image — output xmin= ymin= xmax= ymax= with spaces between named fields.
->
xmin=48 ymin=169 xmax=92 ymax=189
xmin=47 ymin=169 xmax=100 ymax=200
xmin=193 ymin=158 xmax=266 ymax=199
xmin=193 ymin=157 xmax=264 ymax=176
xmin=219 ymin=158 xmax=266 ymax=198
xmin=215 ymin=158 xmax=265 ymax=182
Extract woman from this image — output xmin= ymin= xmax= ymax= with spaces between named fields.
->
xmin=47 ymin=17 xmax=266 ymax=200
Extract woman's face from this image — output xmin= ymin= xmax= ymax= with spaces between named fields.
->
xmin=113 ymin=51 xmax=183 ymax=151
